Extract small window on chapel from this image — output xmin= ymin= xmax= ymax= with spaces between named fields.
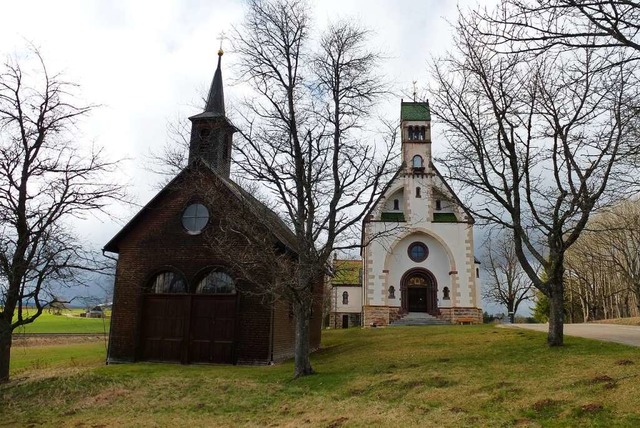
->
xmin=393 ymin=199 xmax=399 ymax=210
xmin=443 ymin=287 xmax=450 ymax=300
xmin=182 ymin=203 xmax=209 ymax=234
xmin=388 ymin=286 xmax=396 ymax=299
xmin=416 ymin=187 xmax=421 ymax=198
xmin=412 ymin=155 xmax=423 ymax=169
xmin=436 ymin=200 xmax=442 ymax=211
xmin=342 ymin=291 xmax=349 ymax=305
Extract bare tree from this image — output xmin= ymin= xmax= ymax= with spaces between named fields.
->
xmin=482 ymin=230 xmax=533 ymax=322
xmin=430 ymin=9 xmax=638 ymax=345
xmin=479 ymin=1 xmax=640 ymax=60
xmin=0 ymin=50 xmax=124 ymax=383
xmin=231 ymin=0 xmax=395 ymax=377
xmin=565 ymin=199 xmax=640 ymax=320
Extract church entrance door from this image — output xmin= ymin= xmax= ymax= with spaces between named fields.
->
xmin=401 ymin=269 xmax=438 ymax=315
xmin=140 ymin=294 xmax=236 ymax=364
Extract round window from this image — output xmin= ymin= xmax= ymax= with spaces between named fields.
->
xmin=408 ymin=242 xmax=429 ymax=262
xmin=182 ymin=203 xmax=209 ymax=234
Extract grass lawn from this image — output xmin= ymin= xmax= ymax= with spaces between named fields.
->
xmin=3 ymin=325 xmax=640 ymax=427
xmin=12 ymin=309 xmax=110 ymax=334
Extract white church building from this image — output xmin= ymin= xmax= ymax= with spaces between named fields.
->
xmin=330 ymin=101 xmax=482 ymax=327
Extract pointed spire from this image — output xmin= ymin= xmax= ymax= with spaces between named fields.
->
xmin=204 ymin=49 xmax=225 ymax=115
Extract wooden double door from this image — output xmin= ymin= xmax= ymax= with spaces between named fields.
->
xmin=140 ymin=294 xmax=236 ymax=364
xmin=402 ymin=269 xmax=438 ymax=315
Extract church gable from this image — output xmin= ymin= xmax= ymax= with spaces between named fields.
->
xmin=360 ymin=100 xmax=481 ymax=328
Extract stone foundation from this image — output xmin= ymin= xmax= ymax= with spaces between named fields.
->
xmin=364 ymin=305 xmax=482 ymax=326
xmin=389 ymin=307 xmax=404 ymax=323
xmin=439 ymin=307 xmax=482 ymax=324
xmin=329 ymin=312 xmax=362 ymax=329
xmin=363 ymin=305 xmax=390 ymax=326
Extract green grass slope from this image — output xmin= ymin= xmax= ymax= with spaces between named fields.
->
xmin=12 ymin=310 xmax=110 ymax=334
xmin=3 ymin=325 xmax=640 ymax=427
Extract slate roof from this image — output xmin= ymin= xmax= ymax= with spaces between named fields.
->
xmin=103 ymin=159 xmax=298 ymax=254
xmin=400 ymin=101 xmax=430 ymax=121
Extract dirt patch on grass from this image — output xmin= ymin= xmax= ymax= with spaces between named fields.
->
xmin=327 ymin=416 xmax=349 ymax=427
xmin=77 ymin=387 xmax=130 ymax=407
xmin=12 ymin=335 xmax=106 ymax=347
xmin=615 ymin=359 xmax=634 ymax=366
xmin=589 ymin=374 xmax=617 ymax=389
xmin=580 ymin=403 xmax=604 ymax=413
xmin=531 ymin=398 xmax=564 ymax=414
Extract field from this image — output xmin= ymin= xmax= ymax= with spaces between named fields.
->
xmin=12 ymin=309 xmax=110 ymax=334
xmin=3 ymin=325 xmax=640 ymax=427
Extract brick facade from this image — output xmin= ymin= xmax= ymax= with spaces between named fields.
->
xmin=106 ymin=165 xmax=321 ymax=365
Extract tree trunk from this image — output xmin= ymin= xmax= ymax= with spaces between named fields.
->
xmin=507 ymin=300 xmax=515 ymax=323
xmin=547 ymin=285 xmax=564 ymax=346
xmin=293 ymin=300 xmax=314 ymax=378
xmin=0 ymin=319 xmax=12 ymax=383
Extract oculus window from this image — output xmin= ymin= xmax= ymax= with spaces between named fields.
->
xmin=196 ymin=271 xmax=236 ymax=294
xmin=408 ymin=242 xmax=429 ymax=262
xmin=182 ymin=203 xmax=209 ymax=234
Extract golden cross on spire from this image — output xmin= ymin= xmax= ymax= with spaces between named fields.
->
xmin=412 ymin=80 xmax=418 ymax=102
xmin=217 ymin=31 xmax=227 ymax=56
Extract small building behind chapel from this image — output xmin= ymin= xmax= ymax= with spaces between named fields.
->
xmin=104 ymin=50 xmax=322 ymax=365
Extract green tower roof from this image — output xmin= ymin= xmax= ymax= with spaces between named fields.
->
xmin=401 ymin=102 xmax=430 ymax=121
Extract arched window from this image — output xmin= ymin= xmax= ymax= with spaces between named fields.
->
xmin=393 ymin=199 xmax=399 ymax=210
xmin=443 ymin=286 xmax=450 ymax=300
xmin=196 ymin=271 xmax=236 ymax=294
xmin=407 ymin=126 xmax=414 ymax=140
xmin=388 ymin=286 xmax=396 ymax=299
xmin=436 ymin=199 xmax=442 ymax=211
xmin=342 ymin=291 xmax=349 ymax=305
xmin=418 ymin=126 xmax=426 ymax=140
xmin=149 ymin=271 xmax=187 ymax=294
xmin=412 ymin=155 xmax=423 ymax=169
xmin=416 ymin=187 xmax=421 ymax=198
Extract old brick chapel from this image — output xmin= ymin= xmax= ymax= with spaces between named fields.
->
xmin=104 ymin=50 xmax=322 ymax=365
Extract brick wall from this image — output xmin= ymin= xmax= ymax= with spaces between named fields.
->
xmin=107 ymin=167 xmax=306 ymax=365
xmin=271 ymin=299 xmax=295 ymax=362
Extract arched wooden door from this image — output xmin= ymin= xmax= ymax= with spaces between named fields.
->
xmin=401 ymin=269 xmax=438 ymax=315
xmin=140 ymin=270 xmax=237 ymax=364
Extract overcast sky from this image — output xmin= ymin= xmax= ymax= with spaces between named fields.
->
xmin=1 ymin=0 xmax=512 ymax=314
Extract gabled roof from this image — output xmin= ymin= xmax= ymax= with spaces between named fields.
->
xmin=103 ymin=159 xmax=297 ymax=254
xmin=431 ymin=162 xmax=475 ymax=224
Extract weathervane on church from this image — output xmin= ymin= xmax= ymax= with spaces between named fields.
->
xmin=412 ymin=80 xmax=418 ymax=102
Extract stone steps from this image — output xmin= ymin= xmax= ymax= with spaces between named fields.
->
xmin=390 ymin=312 xmax=450 ymax=326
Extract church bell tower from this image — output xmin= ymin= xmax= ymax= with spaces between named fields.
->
xmin=188 ymin=49 xmax=235 ymax=178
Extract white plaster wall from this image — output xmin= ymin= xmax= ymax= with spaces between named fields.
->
xmin=362 ymin=114 xmax=480 ymax=312
xmin=332 ymin=286 xmax=362 ymax=313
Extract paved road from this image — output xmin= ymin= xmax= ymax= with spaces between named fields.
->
xmin=505 ymin=323 xmax=640 ymax=347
